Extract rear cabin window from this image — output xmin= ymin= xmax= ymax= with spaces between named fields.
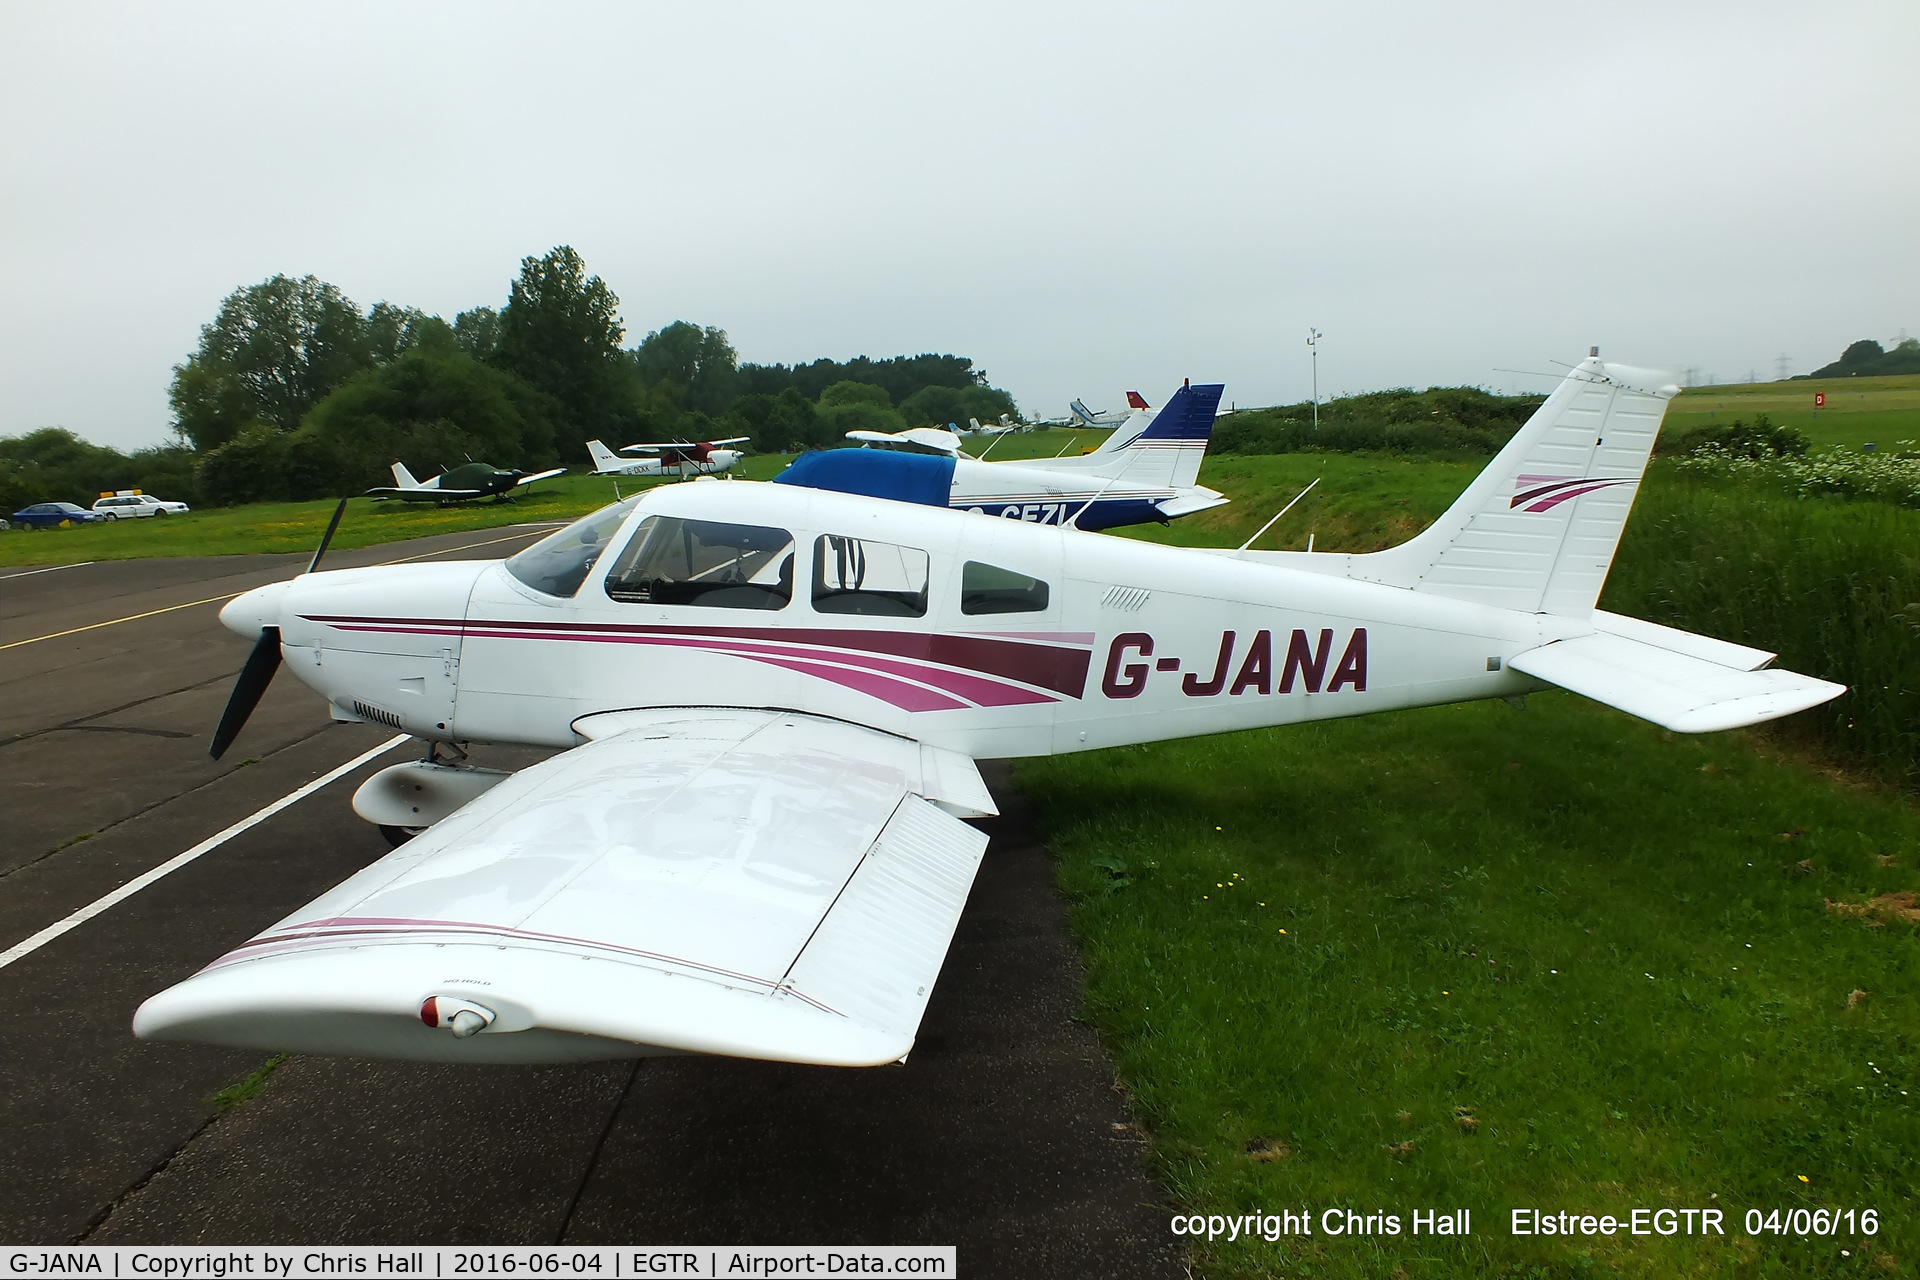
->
xmin=812 ymin=535 xmax=929 ymax=617
xmin=504 ymin=497 xmax=640 ymax=597
xmin=604 ymin=516 xmax=794 ymax=610
xmin=959 ymin=561 xmax=1050 ymax=614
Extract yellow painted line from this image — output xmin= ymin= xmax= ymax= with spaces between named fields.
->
xmin=0 ymin=527 xmax=551 ymax=650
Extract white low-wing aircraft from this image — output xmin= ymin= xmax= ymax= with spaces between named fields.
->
xmin=805 ymin=381 xmax=1228 ymax=530
xmin=587 ymin=437 xmax=749 ymax=478
xmin=137 ymin=355 xmax=1843 ymax=1067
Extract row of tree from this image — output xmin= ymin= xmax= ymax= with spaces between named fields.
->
xmin=3 ymin=246 xmax=1021 ymax=510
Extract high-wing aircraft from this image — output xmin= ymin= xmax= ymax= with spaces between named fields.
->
xmin=368 ymin=460 xmax=567 ymax=503
xmin=603 ymin=437 xmax=749 ymax=478
xmin=844 ymin=426 xmax=966 ymax=456
xmin=138 ymin=354 xmax=1844 ymax=1069
xmin=1070 ymin=392 xmax=1150 ymax=429
xmin=800 ymin=381 xmax=1227 ymax=530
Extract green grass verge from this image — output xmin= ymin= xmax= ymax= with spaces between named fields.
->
xmin=1669 ymin=375 xmax=1920 ymax=453
xmin=1604 ymin=467 xmax=1920 ymax=787
xmin=1015 ymin=695 xmax=1918 ymax=1279
xmin=0 ymin=436 xmax=1117 ymax=569
xmin=0 ymin=466 xmax=791 ymax=568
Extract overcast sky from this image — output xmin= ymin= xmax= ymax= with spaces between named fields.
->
xmin=3 ymin=2 xmax=1915 ymax=450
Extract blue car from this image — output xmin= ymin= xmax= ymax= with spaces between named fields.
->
xmin=11 ymin=502 xmax=109 ymax=529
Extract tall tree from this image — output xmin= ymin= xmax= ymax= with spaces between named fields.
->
xmin=633 ymin=320 xmax=739 ymax=415
xmin=490 ymin=246 xmax=630 ymax=456
xmin=454 ymin=306 xmax=502 ymax=360
xmin=168 ymin=275 xmax=375 ymax=448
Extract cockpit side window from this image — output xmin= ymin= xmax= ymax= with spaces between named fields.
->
xmin=812 ymin=535 xmax=929 ymax=617
xmin=603 ymin=516 xmax=794 ymax=610
xmin=959 ymin=561 xmax=1050 ymax=614
xmin=504 ymin=497 xmax=641 ymax=597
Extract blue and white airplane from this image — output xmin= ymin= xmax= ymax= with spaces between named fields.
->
xmin=797 ymin=382 xmax=1229 ymax=530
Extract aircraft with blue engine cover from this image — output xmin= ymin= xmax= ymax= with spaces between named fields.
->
xmin=799 ymin=381 xmax=1229 ymax=531
xmin=135 ymin=354 xmax=1844 ymax=1070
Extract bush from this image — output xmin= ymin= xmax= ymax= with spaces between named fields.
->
xmin=0 ymin=428 xmax=199 ymax=511
xmin=1214 ymin=387 xmax=1542 ymax=457
xmin=1655 ymin=414 xmax=1810 ymax=460
xmin=194 ymin=423 xmax=293 ymax=505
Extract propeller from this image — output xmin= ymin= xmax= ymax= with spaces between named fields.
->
xmin=209 ymin=496 xmax=349 ymax=759
xmin=209 ymin=627 xmax=282 ymax=760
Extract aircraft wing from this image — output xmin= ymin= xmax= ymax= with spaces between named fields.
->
xmin=134 ymin=709 xmax=996 ymax=1067
xmin=366 ymin=486 xmax=487 ymax=500
xmin=511 ymin=468 xmax=568 ymax=487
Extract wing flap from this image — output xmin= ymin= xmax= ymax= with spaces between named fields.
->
xmin=1510 ymin=631 xmax=1844 ymax=733
xmin=782 ymin=795 xmax=988 ymax=1044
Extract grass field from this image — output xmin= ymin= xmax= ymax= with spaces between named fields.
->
xmin=1667 ymin=375 xmax=1920 ymax=452
xmin=1016 ymin=697 xmax=1917 ymax=1279
xmin=0 ymin=431 xmax=1120 ymax=569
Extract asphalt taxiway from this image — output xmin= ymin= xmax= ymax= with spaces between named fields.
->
xmin=0 ymin=531 xmax=1180 ymax=1275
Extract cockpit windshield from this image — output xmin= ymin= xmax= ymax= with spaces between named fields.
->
xmin=503 ymin=496 xmax=642 ymax=597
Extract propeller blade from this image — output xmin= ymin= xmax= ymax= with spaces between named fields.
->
xmin=307 ymin=497 xmax=349 ymax=574
xmin=210 ymin=627 xmax=282 ymax=760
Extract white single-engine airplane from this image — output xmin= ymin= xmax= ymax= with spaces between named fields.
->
xmin=798 ymin=381 xmax=1228 ymax=530
xmin=137 ymin=354 xmax=1843 ymax=1068
xmin=587 ymin=437 xmax=748 ymax=478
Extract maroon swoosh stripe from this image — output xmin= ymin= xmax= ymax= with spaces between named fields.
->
xmin=303 ymin=617 xmax=1094 ymax=698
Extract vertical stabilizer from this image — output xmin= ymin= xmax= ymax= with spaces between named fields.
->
xmin=1066 ymin=383 xmax=1222 ymax=486
xmin=391 ymin=461 xmax=426 ymax=489
xmin=587 ymin=440 xmax=623 ymax=473
xmin=1357 ymin=356 xmax=1678 ymax=615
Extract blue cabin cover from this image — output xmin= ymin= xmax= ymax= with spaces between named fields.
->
xmin=772 ymin=449 xmax=956 ymax=508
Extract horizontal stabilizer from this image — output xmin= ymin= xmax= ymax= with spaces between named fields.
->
xmin=1510 ymin=631 xmax=1843 ymax=734
xmin=1155 ymin=487 xmax=1230 ymax=519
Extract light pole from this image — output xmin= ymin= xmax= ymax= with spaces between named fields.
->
xmin=1306 ymin=328 xmax=1322 ymax=430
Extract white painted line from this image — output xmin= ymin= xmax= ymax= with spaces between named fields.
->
xmin=0 ymin=734 xmax=409 ymax=972
xmin=0 ymin=561 xmax=95 ymax=581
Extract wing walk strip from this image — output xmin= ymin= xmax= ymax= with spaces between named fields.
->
xmin=0 ymin=735 xmax=409 ymax=972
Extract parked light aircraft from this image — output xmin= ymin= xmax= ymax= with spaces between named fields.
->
xmin=605 ymin=437 xmax=749 ymax=478
xmin=844 ymin=427 xmax=966 ymax=456
xmin=369 ymin=461 xmax=567 ymax=503
xmin=797 ymin=382 xmax=1228 ymax=531
xmin=137 ymin=354 xmax=1844 ymax=1069
xmin=1070 ymin=392 xmax=1150 ymax=429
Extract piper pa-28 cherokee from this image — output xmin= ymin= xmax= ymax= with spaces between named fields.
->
xmin=369 ymin=460 xmax=567 ymax=503
xmin=794 ymin=381 xmax=1229 ymax=531
xmin=586 ymin=437 xmax=748 ymax=478
xmin=137 ymin=353 xmax=1843 ymax=1068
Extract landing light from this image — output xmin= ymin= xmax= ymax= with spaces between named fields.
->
xmin=421 ymin=995 xmax=496 ymax=1037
